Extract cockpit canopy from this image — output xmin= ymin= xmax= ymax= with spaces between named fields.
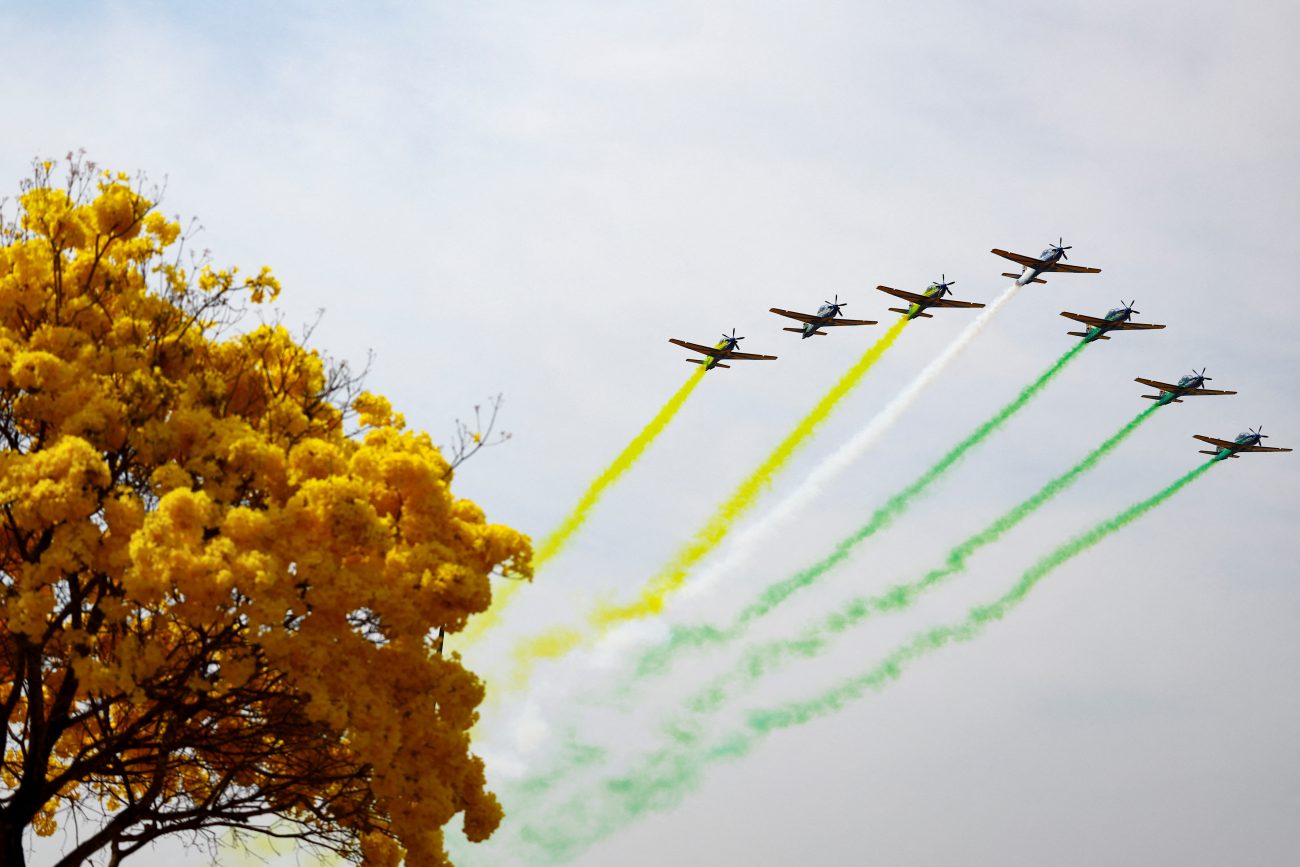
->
xmin=1105 ymin=307 xmax=1129 ymax=319
xmin=1236 ymin=432 xmax=1256 ymax=442
xmin=1040 ymin=247 xmax=1058 ymax=259
xmin=1176 ymin=374 xmax=1198 ymax=387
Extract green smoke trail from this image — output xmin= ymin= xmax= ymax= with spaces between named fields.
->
xmin=634 ymin=339 xmax=1089 ymax=681
xmin=689 ymin=402 xmax=1161 ymax=713
xmin=506 ymin=459 xmax=1215 ymax=864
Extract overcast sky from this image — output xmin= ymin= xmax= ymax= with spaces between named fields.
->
xmin=6 ymin=1 xmax=1300 ymax=865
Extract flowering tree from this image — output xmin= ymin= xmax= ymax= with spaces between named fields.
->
xmin=0 ymin=156 xmax=531 ymax=866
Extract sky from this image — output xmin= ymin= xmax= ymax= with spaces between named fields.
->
xmin=4 ymin=0 xmax=1300 ymax=864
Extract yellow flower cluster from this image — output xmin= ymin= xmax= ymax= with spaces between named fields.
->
xmin=0 ymin=161 xmax=531 ymax=866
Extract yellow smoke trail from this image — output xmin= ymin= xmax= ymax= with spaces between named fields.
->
xmin=509 ymin=315 xmax=911 ymax=681
xmin=459 ymin=365 xmax=709 ymax=646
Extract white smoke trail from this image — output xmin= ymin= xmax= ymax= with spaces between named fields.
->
xmin=681 ymin=282 xmax=1023 ymax=600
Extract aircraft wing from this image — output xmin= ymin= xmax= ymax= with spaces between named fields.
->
xmin=1135 ymin=377 xmax=1179 ymax=391
xmin=990 ymin=249 xmax=1043 ymax=267
xmin=1193 ymin=434 xmax=1240 ymax=449
xmin=669 ymin=338 xmax=721 ymax=356
xmin=1060 ymin=311 xmax=1109 ymax=326
xmin=1106 ymin=321 xmax=1165 ymax=331
xmin=877 ymin=286 xmax=928 ymax=303
xmin=822 ymin=317 xmax=878 ymax=326
xmin=769 ymin=308 xmax=819 ymax=323
xmin=1049 ymin=262 xmax=1101 ymax=274
xmin=879 ymin=287 xmax=985 ymax=309
xmin=1183 ymin=387 xmax=1237 ymax=396
xmin=1236 ymin=445 xmax=1293 ymax=452
xmin=724 ymin=351 xmax=778 ymax=361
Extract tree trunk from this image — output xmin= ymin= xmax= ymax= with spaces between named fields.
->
xmin=1 ymin=822 xmax=28 ymax=867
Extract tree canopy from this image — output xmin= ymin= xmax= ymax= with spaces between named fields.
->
xmin=0 ymin=156 xmax=531 ymax=866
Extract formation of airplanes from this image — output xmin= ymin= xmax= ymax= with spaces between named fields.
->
xmin=666 ymin=239 xmax=1288 ymax=460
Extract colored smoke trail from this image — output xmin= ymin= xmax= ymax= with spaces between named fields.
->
xmin=597 ymin=315 xmax=912 ymax=624
xmin=506 ymin=316 xmax=911 ymax=679
xmin=633 ymin=336 xmax=1088 ymax=681
xmin=507 ymin=460 xmax=1215 ymax=864
xmin=689 ymin=402 xmax=1161 ymax=712
xmin=458 ymin=365 xmax=708 ymax=646
xmin=684 ymin=282 xmax=1023 ymax=601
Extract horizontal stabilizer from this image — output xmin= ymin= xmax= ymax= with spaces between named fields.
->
xmin=685 ymin=358 xmax=704 ymax=364
xmin=782 ymin=327 xmax=805 ymax=333
xmin=1000 ymin=272 xmax=1018 ymax=279
xmin=811 ymin=331 xmax=827 ymax=336
xmin=1199 ymin=450 xmax=1237 ymax=458
xmin=887 ymin=307 xmax=908 ymax=314
xmin=1068 ymin=331 xmax=1109 ymax=340
xmin=1142 ymin=395 xmax=1182 ymax=402
xmin=712 ymin=363 xmax=730 ymax=368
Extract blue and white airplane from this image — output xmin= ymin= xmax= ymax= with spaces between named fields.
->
xmin=992 ymin=239 xmax=1101 ymax=285
xmin=1194 ymin=427 xmax=1292 ymax=461
xmin=1060 ymin=300 xmax=1164 ymax=343
xmin=770 ymin=295 xmax=877 ymax=338
xmin=1135 ymin=368 xmax=1236 ymax=405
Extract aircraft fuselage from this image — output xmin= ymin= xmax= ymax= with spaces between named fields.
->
xmin=1015 ymin=248 xmax=1064 ymax=285
xmin=1157 ymin=375 xmax=1207 ymax=405
xmin=704 ymin=339 xmax=741 ymax=368
xmin=1211 ymin=432 xmax=1264 ymax=461
xmin=903 ymin=285 xmax=950 ymax=319
xmin=797 ymin=304 xmax=842 ymax=338
xmin=1082 ymin=308 xmax=1134 ymax=343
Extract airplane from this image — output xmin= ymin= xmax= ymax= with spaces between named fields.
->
xmin=769 ymin=295 xmax=878 ymax=339
xmin=991 ymin=238 xmax=1101 ymax=285
xmin=669 ymin=328 xmax=777 ymax=370
xmin=1193 ymin=427 xmax=1292 ymax=461
xmin=1060 ymin=300 xmax=1165 ymax=343
xmin=1135 ymin=368 xmax=1236 ymax=406
xmin=876 ymin=276 xmax=986 ymax=321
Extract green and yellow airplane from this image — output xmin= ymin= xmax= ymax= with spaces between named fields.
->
xmin=876 ymin=276 xmax=986 ymax=321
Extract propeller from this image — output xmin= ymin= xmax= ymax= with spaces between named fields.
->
xmin=1249 ymin=425 xmax=1268 ymax=440
xmin=932 ymin=274 xmax=955 ymax=296
xmin=1193 ymin=366 xmax=1211 ymax=382
xmin=824 ymin=294 xmax=847 ymax=316
xmin=721 ymin=327 xmax=744 ymax=346
xmin=1053 ymin=237 xmax=1073 ymax=260
xmin=1122 ymin=299 xmax=1139 ymax=316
